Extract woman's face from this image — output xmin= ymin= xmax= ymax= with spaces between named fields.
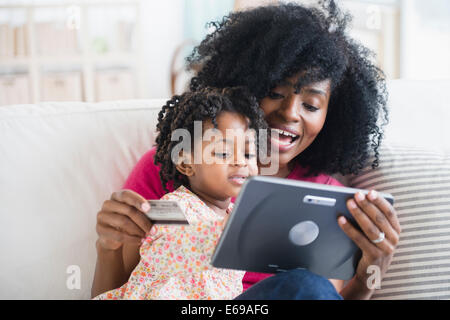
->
xmin=259 ymin=74 xmax=331 ymax=175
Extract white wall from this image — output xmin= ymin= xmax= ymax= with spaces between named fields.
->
xmin=139 ymin=0 xmax=183 ymax=99
xmin=399 ymin=0 xmax=450 ymax=80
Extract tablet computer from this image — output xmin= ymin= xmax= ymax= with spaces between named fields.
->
xmin=211 ymin=176 xmax=394 ymax=280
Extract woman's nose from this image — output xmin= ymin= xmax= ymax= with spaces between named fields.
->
xmin=279 ymin=94 xmax=302 ymax=122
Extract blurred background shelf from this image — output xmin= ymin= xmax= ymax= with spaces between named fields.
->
xmin=0 ymin=0 xmax=145 ymax=105
xmin=1 ymin=0 xmax=449 ymax=107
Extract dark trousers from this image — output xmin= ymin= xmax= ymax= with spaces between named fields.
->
xmin=234 ymin=269 xmax=343 ymax=300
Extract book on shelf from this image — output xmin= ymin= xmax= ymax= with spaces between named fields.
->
xmin=35 ymin=22 xmax=79 ymax=56
xmin=116 ymin=21 xmax=135 ymax=52
xmin=14 ymin=25 xmax=28 ymax=57
xmin=41 ymin=72 xmax=83 ymax=102
xmin=0 ymin=24 xmax=28 ymax=58
xmin=0 ymin=74 xmax=30 ymax=106
xmin=95 ymin=69 xmax=135 ymax=101
xmin=0 ymin=24 xmax=15 ymax=58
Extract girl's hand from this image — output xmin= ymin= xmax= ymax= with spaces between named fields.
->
xmin=96 ymin=189 xmax=154 ymax=250
xmin=338 ymin=190 xmax=401 ymax=298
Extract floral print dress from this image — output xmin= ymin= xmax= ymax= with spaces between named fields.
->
xmin=94 ymin=185 xmax=245 ymax=300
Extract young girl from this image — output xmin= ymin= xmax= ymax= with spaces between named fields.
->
xmin=93 ymin=87 xmax=268 ymax=299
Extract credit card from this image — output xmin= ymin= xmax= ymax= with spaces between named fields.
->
xmin=145 ymin=200 xmax=189 ymax=224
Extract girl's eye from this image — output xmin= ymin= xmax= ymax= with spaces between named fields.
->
xmin=245 ymin=153 xmax=256 ymax=159
xmin=268 ymin=91 xmax=284 ymax=99
xmin=304 ymin=103 xmax=319 ymax=112
xmin=214 ymin=152 xmax=230 ymax=159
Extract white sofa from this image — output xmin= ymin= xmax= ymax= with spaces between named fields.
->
xmin=1 ymin=79 xmax=449 ymax=300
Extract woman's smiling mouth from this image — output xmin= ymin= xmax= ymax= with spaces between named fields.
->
xmin=270 ymin=127 xmax=301 ymax=152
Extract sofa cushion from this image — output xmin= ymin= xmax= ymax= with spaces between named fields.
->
xmin=0 ymin=100 xmax=165 ymax=299
xmin=346 ymin=143 xmax=450 ymax=299
xmin=1 ymin=95 xmax=449 ymax=299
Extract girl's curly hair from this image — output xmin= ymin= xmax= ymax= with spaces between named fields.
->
xmin=154 ymin=87 xmax=268 ymax=192
xmin=186 ymin=0 xmax=388 ymax=177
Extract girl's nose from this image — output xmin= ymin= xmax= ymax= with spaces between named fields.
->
xmin=233 ymin=151 xmax=247 ymax=167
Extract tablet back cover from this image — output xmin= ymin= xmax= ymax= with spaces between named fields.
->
xmin=212 ymin=176 xmax=393 ymax=280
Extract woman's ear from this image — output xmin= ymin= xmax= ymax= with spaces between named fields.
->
xmin=175 ymin=152 xmax=195 ymax=177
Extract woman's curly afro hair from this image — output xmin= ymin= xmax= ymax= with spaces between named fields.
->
xmin=186 ymin=0 xmax=388 ymax=177
xmin=154 ymin=87 xmax=268 ymax=192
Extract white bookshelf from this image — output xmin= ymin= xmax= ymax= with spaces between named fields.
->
xmin=0 ymin=0 xmax=146 ymax=105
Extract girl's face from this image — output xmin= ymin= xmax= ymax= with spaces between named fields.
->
xmin=259 ymin=74 xmax=331 ymax=176
xmin=186 ymin=111 xmax=259 ymax=200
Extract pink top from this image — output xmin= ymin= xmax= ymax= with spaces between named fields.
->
xmin=123 ymin=146 xmax=344 ymax=292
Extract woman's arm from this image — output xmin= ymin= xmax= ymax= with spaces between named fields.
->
xmin=91 ymin=190 xmax=153 ymax=298
xmin=91 ymin=242 xmax=129 ymax=298
xmin=329 ymin=279 xmax=345 ymax=292
xmin=122 ymin=243 xmax=142 ymax=276
xmin=92 ymin=147 xmax=172 ymax=297
xmin=339 ymin=276 xmax=374 ymax=300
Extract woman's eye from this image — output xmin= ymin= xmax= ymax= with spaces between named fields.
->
xmin=268 ymin=91 xmax=284 ymax=99
xmin=304 ymin=103 xmax=319 ymax=112
xmin=245 ymin=153 xmax=256 ymax=159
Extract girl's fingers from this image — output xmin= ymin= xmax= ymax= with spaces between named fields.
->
xmin=353 ymin=191 xmax=400 ymax=246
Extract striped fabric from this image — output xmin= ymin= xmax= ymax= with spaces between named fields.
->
xmin=346 ymin=143 xmax=450 ymax=299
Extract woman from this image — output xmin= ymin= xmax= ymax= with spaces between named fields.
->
xmin=92 ymin=1 xmax=401 ymax=299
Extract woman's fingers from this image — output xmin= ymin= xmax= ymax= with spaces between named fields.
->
xmin=338 ymin=189 xmax=401 ymax=294
xmin=345 ymin=197 xmax=396 ymax=255
xmin=352 ymin=191 xmax=400 ymax=246
xmin=96 ymin=223 xmax=142 ymax=247
xmin=365 ymin=190 xmax=402 ymax=234
xmin=95 ymin=189 xmax=157 ymax=250
xmin=338 ymin=215 xmax=377 ymax=256
xmin=101 ymin=199 xmax=153 ymax=235
xmin=110 ymin=189 xmax=151 ymax=214
xmin=109 ymin=189 xmax=153 ymax=233
xmin=97 ymin=210 xmax=146 ymax=238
